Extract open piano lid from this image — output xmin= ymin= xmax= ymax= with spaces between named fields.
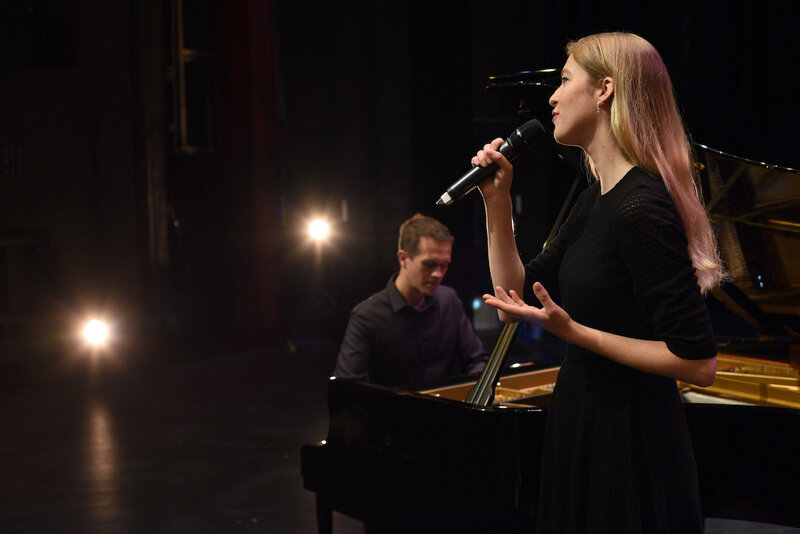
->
xmin=485 ymin=68 xmax=561 ymax=121
xmin=694 ymin=144 xmax=800 ymax=353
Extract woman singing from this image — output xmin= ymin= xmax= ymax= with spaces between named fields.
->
xmin=474 ymin=32 xmax=724 ymax=533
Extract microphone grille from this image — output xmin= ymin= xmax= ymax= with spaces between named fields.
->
xmin=516 ymin=119 xmax=546 ymax=143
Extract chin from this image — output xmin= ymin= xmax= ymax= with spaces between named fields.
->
xmin=552 ymin=130 xmax=571 ymax=145
xmin=422 ymin=285 xmax=439 ymax=295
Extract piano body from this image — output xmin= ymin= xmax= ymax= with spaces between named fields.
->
xmin=301 ymin=73 xmax=800 ymax=533
xmin=301 ymin=363 xmax=557 ymax=534
xmin=302 ymin=358 xmax=798 ymax=533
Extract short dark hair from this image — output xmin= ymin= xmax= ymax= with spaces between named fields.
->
xmin=397 ymin=213 xmax=454 ymax=257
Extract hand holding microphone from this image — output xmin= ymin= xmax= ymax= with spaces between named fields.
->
xmin=436 ymin=119 xmax=546 ymax=206
xmin=471 ymin=137 xmax=516 ymax=203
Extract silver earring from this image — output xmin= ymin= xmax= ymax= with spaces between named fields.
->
xmin=596 ymin=100 xmax=601 ymax=113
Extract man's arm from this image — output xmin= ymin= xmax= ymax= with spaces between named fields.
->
xmin=462 ymin=324 xmax=488 ymax=375
xmin=448 ymin=294 xmax=488 ymax=375
xmin=332 ymin=308 xmax=372 ymax=380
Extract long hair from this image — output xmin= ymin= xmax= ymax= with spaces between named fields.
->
xmin=567 ymin=32 xmax=724 ymax=292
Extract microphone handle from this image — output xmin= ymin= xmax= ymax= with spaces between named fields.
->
xmin=436 ymin=162 xmax=500 ymax=205
xmin=437 ymin=140 xmax=516 ymax=206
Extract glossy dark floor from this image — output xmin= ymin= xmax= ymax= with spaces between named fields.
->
xmin=0 ymin=341 xmax=797 ymax=533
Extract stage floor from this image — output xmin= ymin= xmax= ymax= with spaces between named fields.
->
xmin=0 ymin=341 xmax=796 ymax=533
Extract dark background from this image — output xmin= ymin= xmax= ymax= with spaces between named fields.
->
xmin=0 ymin=0 xmax=798 ymax=377
xmin=1 ymin=2 xmax=799 ymax=533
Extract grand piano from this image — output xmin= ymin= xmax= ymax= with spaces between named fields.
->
xmin=301 ymin=72 xmax=800 ymax=533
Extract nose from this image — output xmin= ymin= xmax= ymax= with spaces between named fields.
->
xmin=548 ymin=87 xmax=559 ymax=108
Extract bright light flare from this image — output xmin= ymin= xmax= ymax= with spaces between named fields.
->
xmin=83 ymin=319 xmax=109 ymax=346
xmin=308 ymin=219 xmax=330 ymax=240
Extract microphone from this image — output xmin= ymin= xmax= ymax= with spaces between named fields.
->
xmin=436 ymin=118 xmax=546 ymax=206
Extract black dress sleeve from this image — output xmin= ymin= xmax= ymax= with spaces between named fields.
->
xmin=615 ymin=185 xmax=717 ymax=360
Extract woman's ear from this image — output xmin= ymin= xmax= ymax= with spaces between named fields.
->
xmin=598 ymin=76 xmax=614 ymax=106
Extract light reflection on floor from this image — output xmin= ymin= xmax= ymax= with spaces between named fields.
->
xmin=87 ymin=398 xmax=120 ymax=527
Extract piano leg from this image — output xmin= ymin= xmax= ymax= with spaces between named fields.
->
xmin=315 ymin=494 xmax=333 ymax=534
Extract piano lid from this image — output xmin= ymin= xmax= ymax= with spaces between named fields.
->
xmin=485 ymin=68 xmax=560 ymax=122
xmin=694 ymin=145 xmax=800 ymax=345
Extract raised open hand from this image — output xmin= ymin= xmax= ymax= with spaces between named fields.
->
xmin=482 ymin=282 xmax=575 ymax=343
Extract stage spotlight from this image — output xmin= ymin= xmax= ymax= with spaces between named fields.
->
xmin=83 ymin=319 xmax=109 ymax=346
xmin=308 ymin=219 xmax=330 ymax=241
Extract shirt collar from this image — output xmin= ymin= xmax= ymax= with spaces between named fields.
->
xmin=386 ymin=272 xmax=437 ymax=313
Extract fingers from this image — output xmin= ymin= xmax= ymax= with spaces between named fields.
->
xmin=471 ymin=148 xmax=489 ymax=167
xmin=494 ymin=286 xmax=517 ymax=304
xmin=491 ymin=284 xmax=548 ymax=307
xmin=481 ymin=293 xmax=507 ymax=313
xmin=532 ymin=281 xmax=549 ymax=304
xmin=482 ymin=293 xmax=522 ymax=322
xmin=472 ymin=137 xmax=506 ymax=167
xmin=485 ymin=283 xmax=564 ymax=334
xmin=507 ymin=289 xmax=526 ymax=305
xmin=481 ymin=294 xmax=499 ymax=308
xmin=482 ymin=288 xmax=515 ymax=309
xmin=483 ymin=287 xmax=527 ymax=313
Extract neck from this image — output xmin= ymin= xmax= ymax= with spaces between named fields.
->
xmin=586 ymin=126 xmax=634 ymax=194
xmin=394 ymin=273 xmax=424 ymax=309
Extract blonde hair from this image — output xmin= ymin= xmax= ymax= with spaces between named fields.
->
xmin=567 ymin=32 xmax=724 ymax=292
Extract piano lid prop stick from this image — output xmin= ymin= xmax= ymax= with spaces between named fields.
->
xmin=465 ymin=322 xmax=521 ymax=407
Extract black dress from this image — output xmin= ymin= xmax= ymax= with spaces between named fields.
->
xmin=524 ymin=167 xmax=717 ymax=534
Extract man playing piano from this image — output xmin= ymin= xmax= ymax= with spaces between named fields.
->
xmin=333 ymin=213 xmax=488 ymax=387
